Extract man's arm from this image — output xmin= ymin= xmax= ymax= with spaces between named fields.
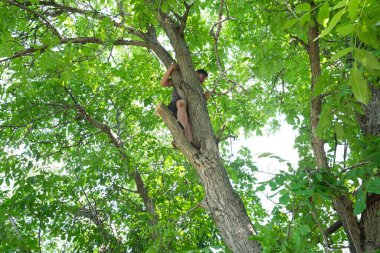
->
xmin=160 ymin=63 xmax=178 ymax=87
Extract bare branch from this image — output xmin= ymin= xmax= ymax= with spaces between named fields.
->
xmin=340 ymin=162 xmax=369 ymax=173
xmin=209 ymin=0 xmax=236 ymax=73
xmin=210 ymin=17 xmax=236 ymax=38
xmin=172 ymin=1 xmax=195 ymax=34
xmin=64 ymin=87 xmax=158 ymax=232
xmin=326 ymin=220 xmax=343 ymax=236
xmin=0 ymin=37 xmax=150 ymax=63
xmin=0 ymin=45 xmax=49 ymax=63
xmin=64 ymin=86 xmax=122 ymax=147
xmin=290 ymin=35 xmax=309 ymax=51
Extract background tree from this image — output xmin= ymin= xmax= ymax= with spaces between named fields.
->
xmin=0 ymin=0 xmax=379 ymax=252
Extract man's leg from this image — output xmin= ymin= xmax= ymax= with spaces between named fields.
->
xmin=176 ymin=99 xmax=193 ymax=142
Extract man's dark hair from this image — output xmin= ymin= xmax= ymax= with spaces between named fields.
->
xmin=196 ymin=69 xmax=208 ymax=77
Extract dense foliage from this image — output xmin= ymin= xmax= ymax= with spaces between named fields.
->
xmin=0 ymin=0 xmax=379 ymax=252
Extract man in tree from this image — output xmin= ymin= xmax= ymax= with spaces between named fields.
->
xmin=160 ymin=63 xmax=209 ymax=143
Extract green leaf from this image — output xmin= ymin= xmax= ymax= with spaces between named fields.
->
xmin=300 ymin=13 xmax=311 ymax=26
xmin=348 ymin=0 xmax=359 ymax=21
xmin=315 ymin=173 xmax=323 ymax=181
xmin=258 ymin=152 xmax=274 ymax=158
xmin=336 ymin=24 xmax=356 ymax=36
xmin=313 ymin=73 xmax=329 ymax=97
xmin=357 ymin=24 xmax=379 ymax=48
xmin=0 ymin=43 xmax=12 ymax=57
xmin=367 ymin=177 xmax=380 ymax=194
xmin=319 ymin=8 xmax=346 ymax=39
xmin=334 ymin=122 xmax=345 ymax=139
xmin=284 ymin=19 xmax=298 ymax=30
xmin=349 ymin=65 xmax=372 ymax=104
xmin=333 ymin=0 xmax=349 ymax=9
xmin=330 ymin=47 xmax=354 ymax=62
xmin=317 ymin=106 xmax=333 ymax=137
xmin=354 ymin=49 xmax=380 ymax=70
xmin=353 ymin=187 xmax=366 ymax=215
xmin=296 ymin=3 xmax=311 ymax=12
xmin=317 ymin=3 xmax=330 ymax=27
xmin=279 ymin=192 xmax=291 ymax=205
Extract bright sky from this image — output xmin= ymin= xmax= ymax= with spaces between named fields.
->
xmin=234 ymin=118 xmax=299 ymax=211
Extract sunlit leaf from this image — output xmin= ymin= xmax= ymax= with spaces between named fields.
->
xmin=355 ymin=49 xmax=380 ymax=70
xmin=317 ymin=3 xmax=330 ymax=27
xmin=348 ymin=0 xmax=359 ymax=21
xmin=319 ymin=8 xmax=346 ymax=39
xmin=353 ymin=187 xmax=366 ymax=215
xmin=330 ymin=47 xmax=354 ymax=62
xmin=336 ymin=24 xmax=356 ymax=36
xmin=284 ymin=19 xmax=298 ymax=30
xmin=349 ymin=65 xmax=372 ymax=104
xmin=357 ymin=24 xmax=379 ymax=48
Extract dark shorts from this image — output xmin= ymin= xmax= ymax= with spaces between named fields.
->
xmin=168 ymin=100 xmax=178 ymax=118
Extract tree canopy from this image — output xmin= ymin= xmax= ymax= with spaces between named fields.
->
xmin=0 ymin=0 xmax=379 ymax=252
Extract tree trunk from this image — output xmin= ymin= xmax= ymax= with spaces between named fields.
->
xmin=307 ymin=23 xmax=364 ymax=253
xmin=149 ymin=7 xmax=261 ymax=252
xmin=357 ymin=87 xmax=380 ymax=136
xmin=156 ymin=104 xmax=260 ymax=252
xmin=357 ymin=87 xmax=380 ymax=252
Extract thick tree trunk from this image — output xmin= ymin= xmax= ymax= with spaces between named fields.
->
xmin=151 ymin=7 xmax=261 ymax=252
xmin=156 ymin=104 xmax=260 ymax=252
xmin=357 ymin=87 xmax=380 ymax=252
xmin=360 ymin=194 xmax=380 ymax=251
xmin=357 ymin=87 xmax=380 ymax=136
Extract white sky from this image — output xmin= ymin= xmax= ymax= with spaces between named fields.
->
xmin=234 ymin=119 xmax=299 ymax=211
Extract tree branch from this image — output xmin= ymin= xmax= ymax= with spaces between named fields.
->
xmin=0 ymin=37 xmax=150 ymax=63
xmin=6 ymin=0 xmax=63 ymax=40
xmin=64 ymin=86 xmax=158 ymax=235
xmin=210 ymin=0 xmax=225 ymax=73
xmin=0 ymin=45 xmax=49 ymax=63
xmin=172 ymin=1 xmax=194 ymax=35
xmin=155 ymin=103 xmax=199 ymax=156
xmin=290 ymin=35 xmax=308 ymax=51
xmin=38 ymin=0 xmax=146 ymax=39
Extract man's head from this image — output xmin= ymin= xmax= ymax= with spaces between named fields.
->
xmin=196 ymin=69 xmax=208 ymax=83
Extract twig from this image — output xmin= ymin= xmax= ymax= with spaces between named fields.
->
xmin=290 ymin=35 xmax=308 ymax=50
xmin=172 ymin=1 xmax=195 ymax=34
xmin=305 ymin=168 xmax=331 ymax=252
xmin=6 ymin=0 xmax=62 ymax=40
xmin=0 ymin=37 xmax=149 ymax=63
xmin=340 ymin=162 xmax=369 ymax=173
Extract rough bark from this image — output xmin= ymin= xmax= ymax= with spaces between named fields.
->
xmin=156 ymin=104 xmax=260 ymax=253
xmin=357 ymin=87 xmax=380 ymax=136
xmin=3 ymin=1 xmax=259 ymax=251
xmin=357 ymin=87 xmax=380 ymax=252
xmin=360 ymin=194 xmax=380 ymax=252
xmin=150 ymin=7 xmax=261 ymax=252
